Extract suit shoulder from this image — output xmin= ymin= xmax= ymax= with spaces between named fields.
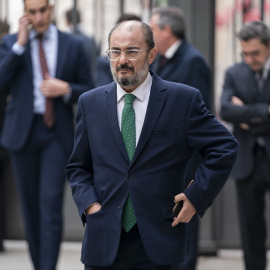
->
xmin=181 ymin=41 xmax=206 ymax=61
xmin=1 ymin=33 xmax=17 ymax=46
xmin=80 ymin=82 xmax=115 ymax=100
xmin=58 ymin=30 xmax=83 ymax=46
xmin=97 ymin=55 xmax=110 ymax=66
xmin=163 ymin=78 xmax=198 ymax=97
xmin=225 ymin=62 xmax=248 ymax=75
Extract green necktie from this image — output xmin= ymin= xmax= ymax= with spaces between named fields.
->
xmin=121 ymin=94 xmax=137 ymax=232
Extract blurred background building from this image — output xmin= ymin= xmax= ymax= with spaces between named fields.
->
xmin=1 ymin=0 xmax=270 ymax=256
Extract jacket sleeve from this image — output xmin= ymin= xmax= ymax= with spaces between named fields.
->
xmin=66 ymin=96 xmax=99 ymax=224
xmin=220 ymin=68 xmax=269 ymax=124
xmin=184 ymin=90 xmax=238 ymax=217
xmin=0 ymin=35 xmax=25 ymax=94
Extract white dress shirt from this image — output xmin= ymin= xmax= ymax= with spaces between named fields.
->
xmin=164 ymin=40 xmax=181 ymax=59
xmin=117 ymin=72 xmax=153 ymax=145
xmin=12 ymin=24 xmax=58 ymax=114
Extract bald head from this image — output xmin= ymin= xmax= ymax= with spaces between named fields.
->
xmin=108 ymin=20 xmax=155 ymax=50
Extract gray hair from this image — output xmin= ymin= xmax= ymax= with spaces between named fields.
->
xmin=108 ymin=20 xmax=155 ymax=49
xmin=238 ymin=21 xmax=270 ymax=46
xmin=151 ymin=7 xmax=186 ymax=40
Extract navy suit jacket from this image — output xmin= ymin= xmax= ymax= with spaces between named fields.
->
xmin=95 ymin=55 xmax=113 ymax=87
xmin=0 ymin=30 xmax=94 ymax=155
xmin=220 ymin=61 xmax=270 ymax=179
xmin=151 ymin=39 xmax=211 ymax=109
xmin=66 ymin=71 xmax=238 ymax=266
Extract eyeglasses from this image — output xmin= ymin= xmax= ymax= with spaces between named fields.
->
xmin=106 ymin=48 xmax=150 ymax=61
xmin=240 ymin=50 xmax=260 ymax=59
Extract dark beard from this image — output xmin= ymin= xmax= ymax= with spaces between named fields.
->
xmin=110 ymin=60 xmax=149 ymax=88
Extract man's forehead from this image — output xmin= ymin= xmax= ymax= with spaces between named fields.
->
xmin=117 ymin=20 xmax=142 ymax=31
xmin=110 ymin=23 xmax=145 ymax=47
xmin=241 ymin=38 xmax=266 ymax=48
xmin=25 ymin=0 xmax=48 ymax=10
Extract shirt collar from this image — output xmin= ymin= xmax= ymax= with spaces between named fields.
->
xmin=117 ymin=72 xmax=153 ymax=103
xmin=164 ymin=40 xmax=181 ymax=59
xmin=29 ymin=24 xmax=56 ymax=41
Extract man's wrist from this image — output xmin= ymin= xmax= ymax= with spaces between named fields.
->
xmin=12 ymin=42 xmax=26 ymax=55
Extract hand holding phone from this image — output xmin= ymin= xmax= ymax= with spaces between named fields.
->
xmin=172 ymin=200 xmax=183 ymax=216
xmin=172 ymin=180 xmax=194 ymax=217
xmin=17 ymin=14 xmax=32 ymax=46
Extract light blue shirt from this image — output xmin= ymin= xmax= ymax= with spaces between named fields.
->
xmin=12 ymin=24 xmax=58 ymax=114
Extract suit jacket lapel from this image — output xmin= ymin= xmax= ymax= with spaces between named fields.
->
xmin=131 ymin=72 xmax=167 ymax=165
xmin=104 ymin=83 xmax=130 ymax=162
xmin=55 ymin=30 xmax=65 ymax=78
xmin=25 ymin=41 xmax=33 ymax=86
xmin=260 ymin=73 xmax=270 ymax=101
xmin=156 ymin=40 xmax=185 ymax=79
xmin=242 ymin=64 xmax=258 ymax=101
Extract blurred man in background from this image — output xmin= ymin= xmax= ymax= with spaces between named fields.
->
xmin=66 ymin=8 xmax=99 ymax=79
xmin=220 ymin=21 xmax=270 ymax=270
xmin=150 ymin=7 xmax=211 ymax=270
xmin=0 ymin=0 xmax=93 ymax=269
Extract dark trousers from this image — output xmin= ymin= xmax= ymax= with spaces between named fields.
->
xmin=85 ymin=225 xmax=177 ymax=270
xmin=178 ymin=152 xmax=202 ymax=270
xmin=8 ymin=115 xmax=68 ymax=270
xmin=178 ymin=215 xmax=199 ymax=270
xmin=236 ymin=144 xmax=270 ymax=270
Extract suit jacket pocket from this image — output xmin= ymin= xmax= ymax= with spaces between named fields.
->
xmin=161 ymin=203 xmax=175 ymax=220
xmin=152 ymin=127 xmax=179 ymax=136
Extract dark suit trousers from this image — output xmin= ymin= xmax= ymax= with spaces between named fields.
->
xmin=85 ymin=225 xmax=177 ymax=270
xmin=236 ymin=144 xmax=270 ymax=270
xmin=8 ymin=115 xmax=67 ymax=270
xmin=178 ymin=152 xmax=202 ymax=270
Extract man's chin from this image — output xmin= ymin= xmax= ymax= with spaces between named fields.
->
xmin=35 ymin=25 xmax=49 ymax=34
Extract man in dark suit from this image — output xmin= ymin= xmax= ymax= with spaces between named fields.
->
xmin=66 ymin=20 xmax=238 ymax=270
xmin=150 ymin=7 xmax=211 ymax=270
xmin=65 ymin=8 xmax=99 ymax=79
xmin=0 ymin=0 xmax=93 ymax=269
xmin=220 ymin=21 xmax=270 ymax=270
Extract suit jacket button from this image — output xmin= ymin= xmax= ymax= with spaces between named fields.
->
xmin=127 ymin=174 xmax=132 ymax=179
xmin=119 ymin=204 xmax=123 ymax=209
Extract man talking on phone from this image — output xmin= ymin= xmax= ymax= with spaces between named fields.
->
xmin=0 ymin=0 xmax=93 ymax=269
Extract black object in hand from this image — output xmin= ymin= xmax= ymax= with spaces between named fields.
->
xmin=172 ymin=200 xmax=183 ymax=216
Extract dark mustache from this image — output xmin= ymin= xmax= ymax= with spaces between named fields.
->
xmin=116 ymin=64 xmax=134 ymax=72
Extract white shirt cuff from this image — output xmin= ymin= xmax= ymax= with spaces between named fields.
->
xmin=12 ymin=42 xmax=26 ymax=55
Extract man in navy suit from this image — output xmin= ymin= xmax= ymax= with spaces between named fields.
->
xmin=150 ymin=7 xmax=211 ymax=270
xmin=65 ymin=8 xmax=99 ymax=79
xmin=0 ymin=0 xmax=93 ymax=269
xmin=66 ymin=20 xmax=238 ymax=270
xmin=220 ymin=21 xmax=270 ymax=270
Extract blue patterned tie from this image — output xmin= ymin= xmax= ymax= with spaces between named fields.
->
xmin=121 ymin=94 xmax=137 ymax=232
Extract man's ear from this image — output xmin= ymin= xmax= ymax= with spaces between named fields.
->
xmin=148 ymin=47 xmax=158 ymax=65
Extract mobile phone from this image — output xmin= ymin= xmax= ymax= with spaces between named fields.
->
xmin=172 ymin=200 xmax=183 ymax=216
